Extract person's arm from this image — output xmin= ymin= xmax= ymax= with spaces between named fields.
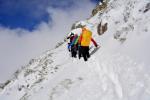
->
xmin=91 ymin=38 xmax=98 ymax=47
xmin=67 ymin=36 xmax=70 ymax=39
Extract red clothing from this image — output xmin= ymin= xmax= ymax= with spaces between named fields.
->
xmin=70 ymin=36 xmax=74 ymax=42
xmin=78 ymin=35 xmax=98 ymax=47
xmin=91 ymin=38 xmax=98 ymax=47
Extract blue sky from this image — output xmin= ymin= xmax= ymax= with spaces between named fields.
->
xmin=0 ymin=0 xmax=99 ymax=31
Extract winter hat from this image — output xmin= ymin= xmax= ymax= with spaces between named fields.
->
xmin=70 ymin=32 xmax=74 ymax=36
xmin=84 ymin=24 xmax=93 ymax=30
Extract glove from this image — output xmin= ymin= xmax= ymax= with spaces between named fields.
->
xmin=96 ymin=45 xmax=100 ymax=48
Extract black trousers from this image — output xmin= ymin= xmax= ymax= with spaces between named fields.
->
xmin=71 ymin=45 xmax=78 ymax=58
xmin=80 ymin=46 xmax=90 ymax=61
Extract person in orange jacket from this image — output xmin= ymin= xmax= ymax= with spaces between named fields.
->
xmin=78 ymin=27 xmax=98 ymax=61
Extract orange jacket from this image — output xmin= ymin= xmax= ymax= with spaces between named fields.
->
xmin=79 ymin=28 xmax=98 ymax=47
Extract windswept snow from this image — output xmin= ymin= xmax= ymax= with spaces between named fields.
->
xmin=0 ymin=0 xmax=150 ymax=100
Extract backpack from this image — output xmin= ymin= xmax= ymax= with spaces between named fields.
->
xmin=68 ymin=34 xmax=79 ymax=49
xmin=80 ymin=29 xmax=92 ymax=46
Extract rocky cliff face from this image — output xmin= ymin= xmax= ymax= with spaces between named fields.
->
xmin=92 ymin=0 xmax=108 ymax=16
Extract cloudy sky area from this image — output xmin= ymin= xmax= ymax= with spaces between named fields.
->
xmin=0 ymin=0 xmax=99 ymax=82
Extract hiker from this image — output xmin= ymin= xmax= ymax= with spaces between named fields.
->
xmin=67 ymin=33 xmax=79 ymax=58
xmin=67 ymin=32 xmax=74 ymax=51
xmin=78 ymin=27 xmax=98 ymax=61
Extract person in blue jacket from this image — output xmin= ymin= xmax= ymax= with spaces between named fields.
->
xmin=67 ymin=33 xmax=79 ymax=58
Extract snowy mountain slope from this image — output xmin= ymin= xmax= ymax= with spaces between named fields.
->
xmin=0 ymin=0 xmax=150 ymax=100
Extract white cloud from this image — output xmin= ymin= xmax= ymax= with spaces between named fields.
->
xmin=0 ymin=0 xmax=96 ymax=82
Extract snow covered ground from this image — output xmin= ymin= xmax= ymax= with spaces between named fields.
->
xmin=0 ymin=0 xmax=150 ymax=100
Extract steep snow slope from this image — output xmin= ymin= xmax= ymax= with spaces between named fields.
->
xmin=0 ymin=0 xmax=150 ymax=100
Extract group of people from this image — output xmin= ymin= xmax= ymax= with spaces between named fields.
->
xmin=67 ymin=27 xmax=98 ymax=61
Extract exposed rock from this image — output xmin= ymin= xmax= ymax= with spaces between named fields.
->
xmin=144 ymin=3 xmax=150 ymax=13
xmin=114 ymin=24 xmax=134 ymax=43
xmin=55 ymin=41 xmax=64 ymax=49
xmin=97 ymin=21 xmax=108 ymax=35
xmin=0 ymin=80 xmax=11 ymax=89
xmin=92 ymin=2 xmax=107 ymax=16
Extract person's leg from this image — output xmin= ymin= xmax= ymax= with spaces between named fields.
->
xmin=74 ymin=46 xmax=77 ymax=58
xmin=68 ymin=43 xmax=71 ymax=52
xmin=78 ymin=46 xmax=82 ymax=59
xmin=83 ymin=46 xmax=90 ymax=61
xmin=86 ymin=46 xmax=90 ymax=58
xmin=71 ymin=45 xmax=74 ymax=57
xmin=82 ymin=47 xmax=87 ymax=61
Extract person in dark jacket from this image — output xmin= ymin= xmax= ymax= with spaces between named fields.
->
xmin=67 ymin=33 xmax=79 ymax=58
xmin=67 ymin=33 xmax=74 ymax=51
